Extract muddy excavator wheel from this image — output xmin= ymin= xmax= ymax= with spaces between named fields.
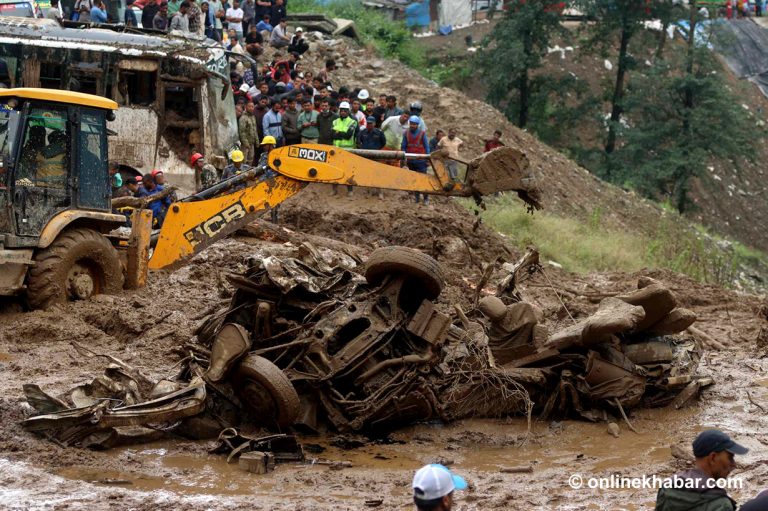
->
xmin=26 ymin=228 xmax=124 ymax=310
xmin=364 ymin=246 xmax=445 ymax=300
xmin=233 ymin=354 xmax=300 ymax=429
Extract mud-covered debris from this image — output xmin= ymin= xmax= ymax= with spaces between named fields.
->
xmin=465 ymin=147 xmax=543 ymax=211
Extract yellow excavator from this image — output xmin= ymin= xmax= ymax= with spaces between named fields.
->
xmin=0 ymin=88 xmax=542 ymax=309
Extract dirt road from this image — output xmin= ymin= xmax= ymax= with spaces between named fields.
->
xmin=1 ymin=191 xmax=766 ymax=510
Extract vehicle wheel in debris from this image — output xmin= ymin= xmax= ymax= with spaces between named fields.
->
xmin=233 ymin=354 xmax=300 ymax=429
xmin=364 ymin=246 xmax=445 ymax=300
xmin=26 ymin=228 xmax=124 ymax=310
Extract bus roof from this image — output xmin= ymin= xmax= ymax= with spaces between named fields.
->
xmin=0 ymin=88 xmax=118 ymax=110
xmin=0 ymin=17 xmax=217 ymax=63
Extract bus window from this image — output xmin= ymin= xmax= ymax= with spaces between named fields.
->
xmin=40 ymin=62 xmax=63 ymax=89
xmin=116 ymin=70 xmax=156 ymax=107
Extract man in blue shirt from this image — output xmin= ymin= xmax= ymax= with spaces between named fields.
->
xmin=262 ymin=100 xmax=283 ymax=146
xmin=90 ymin=0 xmax=108 ymax=22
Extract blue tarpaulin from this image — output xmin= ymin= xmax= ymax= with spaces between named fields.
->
xmin=405 ymin=1 xmax=430 ymax=27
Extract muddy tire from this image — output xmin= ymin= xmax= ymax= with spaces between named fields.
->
xmin=26 ymin=228 xmax=124 ymax=310
xmin=232 ymin=354 xmax=300 ymax=429
xmin=364 ymin=246 xmax=445 ymax=300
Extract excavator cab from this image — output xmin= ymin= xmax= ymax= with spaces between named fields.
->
xmin=0 ymin=88 xmax=126 ymax=308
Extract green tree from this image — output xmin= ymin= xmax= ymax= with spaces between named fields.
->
xmin=478 ymin=0 xmax=565 ymax=129
xmin=610 ymin=5 xmax=757 ymax=212
xmin=577 ymin=0 xmax=653 ymax=166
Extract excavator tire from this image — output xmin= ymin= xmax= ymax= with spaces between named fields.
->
xmin=364 ymin=246 xmax=445 ymax=300
xmin=26 ymin=228 xmax=124 ymax=310
xmin=232 ymin=354 xmax=300 ymax=430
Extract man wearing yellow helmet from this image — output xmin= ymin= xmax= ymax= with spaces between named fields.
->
xmin=257 ymin=135 xmax=277 ymax=167
xmin=220 ymin=148 xmax=252 ymax=190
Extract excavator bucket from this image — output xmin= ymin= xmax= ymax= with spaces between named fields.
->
xmin=464 ymin=147 xmax=543 ymax=210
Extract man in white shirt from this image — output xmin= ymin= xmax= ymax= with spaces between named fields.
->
xmin=436 ymin=128 xmax=464 ymax=180
xmin=226 ymin=0 xmax=244 ymax=39
xmin=381 ymin=113 xmax=409 ymax=150
xmin=269 ymin=18 xmax=290 ymax=48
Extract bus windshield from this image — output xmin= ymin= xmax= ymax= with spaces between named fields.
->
xmin=0 ymin=2 xmax=35 ymax=17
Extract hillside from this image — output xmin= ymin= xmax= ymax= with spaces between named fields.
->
xmin=419 ymin=20 xmax=768 ymax=256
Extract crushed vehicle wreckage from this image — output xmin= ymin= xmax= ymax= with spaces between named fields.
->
xmin=21 ymin=245 xmax=715 ymax=458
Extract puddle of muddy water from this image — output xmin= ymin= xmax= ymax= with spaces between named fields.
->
xmin=56 ymin=407 xmax=703 ymax=502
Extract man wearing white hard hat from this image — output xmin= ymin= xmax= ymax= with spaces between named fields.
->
xmin=412 ymin=464 xmax=467 ymax=511
xmin=288 ymin=26 xmax=309 ymax=55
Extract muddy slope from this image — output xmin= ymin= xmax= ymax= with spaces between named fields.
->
xmin=1 ymin=192 xmax=767 ymax=510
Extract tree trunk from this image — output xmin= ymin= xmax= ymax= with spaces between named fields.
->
xmin=605 ymin=16 xmax=632 ymax=157
xmin=518 ymin=28 xmax=533 ymax=128
xmin=676 ymin=0 xmax=697 ymax=213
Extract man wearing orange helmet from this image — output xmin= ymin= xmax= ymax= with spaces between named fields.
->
xmin=190 ymin=152 xmax=219 ymax=191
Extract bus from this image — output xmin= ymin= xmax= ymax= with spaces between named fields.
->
xmin=0 ymin=17 xmax=240 ymax=184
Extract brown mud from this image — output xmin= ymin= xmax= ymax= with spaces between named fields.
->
xmin=1 ymin=192 xmax=767 ymax=509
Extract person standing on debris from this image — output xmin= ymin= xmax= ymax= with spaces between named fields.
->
xmin=408 ymin=101 xmax=428 ymax=133
xmin=281 ymin=96 xmax=302 ymax=146
xmin=190 ymin=152 xmax=218 ymax=191
xmin=137 ymin=0 xmax=161 ymax=27
xmin=262 ymin=99 xmax=283 ymax=147
xmin=240 ymin=0 xmax=255 ymax=33
xmin=331 ymin=101 xmax=357 ymax=196
xmin=412 ymin=464 xmax=467 ymax=511
xmin=484 ymin=130 xmax=504 ymax=152
xmin=245 ymin=23 xmax=263 ymax=57
xmin=298 ymin=99 xmax=319 ymax=143
xmin=170 ymin=1 xmax=190 ymax=31
xmin=655 ymin=429 xmax=747 ymax=511
xmin=317 ymin=59 xmax=336 ymax=85
xmin=270 ymin=18 xmax=290 ymax=48
xmin=270 ymin=0 xmax=285 ymax=25
xmin=384 ymin=95 xmax=404 ymax=119
xmin=239 ymin=100 xmax=260 ymax=164
xmin=382 ymin=112 xmax=409 ymax=150
xmin=358 ymin=116 xmax=387 ymax=199
xmin=45 ymin=0 xmax=62 ymax=21
xmin=437 ymin=128 xmax=463 ymax=181
xmin=316 ymin=99 xmax=338 ymax=145
xmin=90 ymin=0 xmax=108 ymax=23
xmin=358 ymin=115 xmax=386 ymax=150
xmin=206 ymin=0 xmax=224 ymax=39
xmin=226 ymin=0 xmax=244 ymax=39
xmin=186 ymin=0 xmax=203 ymax=34
xmin=429 ymin=129 xmax=444 ymax=153
xmin=153 ymin=1 xmax=169 ymax=30
xmin=402 ymin=115 xmax=430 ymax=205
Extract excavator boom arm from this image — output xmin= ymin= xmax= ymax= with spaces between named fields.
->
xmin=147 ymin=144 xmax=539 ymax=270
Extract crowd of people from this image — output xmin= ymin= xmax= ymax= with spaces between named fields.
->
xmin=97 ymin=0 xmax=506 ymax=221
xmin=227 ymin=50 xmax=506 ymax=204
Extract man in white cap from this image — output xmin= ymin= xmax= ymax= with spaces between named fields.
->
xmin=412 ymin=464 xmax=467 ymax=511
xmin=288 ymin=26 xmax=309 ymax=55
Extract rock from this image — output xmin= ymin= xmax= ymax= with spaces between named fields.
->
xmin=546 ymin=297 xmax=646 ymax=349
xmin=617 ymin=283 xmax=677 ymax=332
xmin=607 ymin=422 xmax=620 ymax=438
xmin=648 ymin=308 xmax=697 ymax=335
xmin=370 ymin=59 xmax=384 ymax=69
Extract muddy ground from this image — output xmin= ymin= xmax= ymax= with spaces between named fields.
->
xmin=1 ymin=188 xmax=767 ymax=510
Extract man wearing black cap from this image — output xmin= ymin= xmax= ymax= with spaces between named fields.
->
xmin=655 ymin=429 xmax=748 ymax=511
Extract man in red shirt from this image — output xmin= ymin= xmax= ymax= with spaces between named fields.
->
xmin=484 ymin=129 xmax=504 ymax=152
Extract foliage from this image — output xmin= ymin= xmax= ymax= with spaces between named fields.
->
xmin=477 ymin=0 xmax=566 ymax=128
xmin=608 ymin=30 xmax=758 ymax=211
xmin=289 ymin=0 xmax=425 ymax=68
xmin=463 ymin=196 xmax=763 ymax=288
